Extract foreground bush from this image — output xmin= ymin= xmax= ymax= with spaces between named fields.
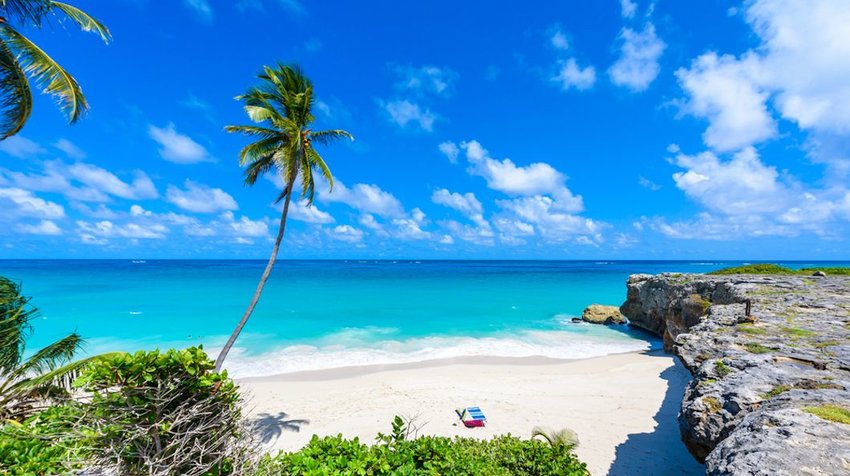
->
xmin=256 ymin=416 xmax=589 ymax=476
xmin=0 ymin=406 xmax=82 ymax=475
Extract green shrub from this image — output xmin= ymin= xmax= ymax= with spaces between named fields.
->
xmin=709 ymin=264 xmax=850 ymax=276
xmin=760 ymin=384 xmax=791 ymax=399
xmin=256 ymin=417 xmax=589 ymax=475
xmin=744 ymin=342 xmax=776 ymax=354
xmin=73 ymin=347 xmax=245 ymax=475
xmin=714 ymin=360 xmax=731 ymax=378
xmin=0 ymin=405 xmax=83 ymax=475
xmin=803 ymin=405 xmax=850 ymax=424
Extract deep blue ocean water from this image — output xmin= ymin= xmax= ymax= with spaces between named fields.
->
xmin=2 ymin=260 xmax=846 ymax=376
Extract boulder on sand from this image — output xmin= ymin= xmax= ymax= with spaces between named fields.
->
xmin=581 ymin=304 xmax=626 ymax=324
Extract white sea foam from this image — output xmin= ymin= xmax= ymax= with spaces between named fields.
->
xmin=222 ymin=328 xmax=655 ymax=378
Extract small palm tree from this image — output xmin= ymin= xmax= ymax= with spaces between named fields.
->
xmin=531 ymin=426 xmax=580 ymax=451
xmin=215 ymin=64 xmax=352 ymax=371
xmin=0 ymin=276 xmax=112 ymax=421
xmin=0 ymin=0 xmax=111 ymax=139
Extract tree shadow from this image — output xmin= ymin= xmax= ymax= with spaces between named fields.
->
xmin=249 ymin=411 xmax=310 ymax=444
xmin=606 ymin=354 xmax=704 ymax=475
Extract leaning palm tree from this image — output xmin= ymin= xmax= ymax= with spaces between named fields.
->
xmin=0 ymin=0 xmax=111 ymax=139
xmin=0 ymin=276 xmax=112 ymax=421
xmin=215 ymin=64 xmax=352 ymax=371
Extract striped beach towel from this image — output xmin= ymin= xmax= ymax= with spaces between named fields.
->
xmin=456 ymin=406 xmax=487 ymax=427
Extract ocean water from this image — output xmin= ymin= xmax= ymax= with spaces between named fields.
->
xmin=1 ymin=260 xmax=845 ymax=377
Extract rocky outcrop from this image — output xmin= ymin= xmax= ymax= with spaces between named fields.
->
xmin=621 ymin=273 xmax=850 ymax=475
xmin=581 ymin=304 xmax=626 ymax=324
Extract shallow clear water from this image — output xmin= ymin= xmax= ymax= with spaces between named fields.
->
xmin=2 ymin=260 xmax=845 ymax=376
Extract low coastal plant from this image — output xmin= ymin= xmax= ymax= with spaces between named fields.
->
xmin=760 ymin=384 xmax=792 ymax=399
xmin=736 ymin=323 xmax=767 ymax=335
xmin=714 ymin=360 xmax=731 ymax=378
xmin=781 ymin=326 xmax=816 ymax=338
xmin=803 ymin=405 xmax=850 ymax=424
xmin=744 ymin=342 xmax=777 ymax=354
xmin=256 ymin=417 xmax=589 ymax=475
xmin=709 ymin=264 xmax=850 ymax=276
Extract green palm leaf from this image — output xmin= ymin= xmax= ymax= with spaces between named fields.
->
xmin=50 ymin=1 xmax=112 ymax=43
xmin=0 ymin=39 xmax=32 ymax=139
xmin=0 ymin=24 xmax=87 ymax=124
xmin=11 ymin=332 xmax=81 ymax=379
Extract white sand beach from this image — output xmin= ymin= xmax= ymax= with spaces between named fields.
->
xmin=238 ymin=351 xmax=703 ymax=476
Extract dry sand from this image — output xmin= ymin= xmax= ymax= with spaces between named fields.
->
xmin=237 ymin=351 xmax=703 ymax=475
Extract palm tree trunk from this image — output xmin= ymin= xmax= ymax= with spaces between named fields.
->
xmin=214 ymin=182 xmax=294 ymax=372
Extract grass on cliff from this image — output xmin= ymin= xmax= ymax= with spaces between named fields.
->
xmin=710 ymin=264 xmax=850 ymax=276
xmin=803 ymin=405 xmax=850 ymax=424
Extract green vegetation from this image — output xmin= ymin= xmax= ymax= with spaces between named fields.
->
xmin=737 ymin=323 xmax=767 ymax=335
xmin=760 ymin=384 xmax=792 ymax=399
xmin=0 ymin=276 xmax=113 ymax=421
xmin=803 ymin=405 xmax=850 ymax=424
xmin=216 ymin=64 xmax=354 ymax=371
xmin=702 ymin=396 xmax=722 ymax=413
xmin=256 ymin=417 xmax=589 ymax=476
xmin=781 ymin=326 xmax=816 ymax=338
xmin=744 ymin=342 xmax=777 ymax=354
xmin=0 ymin=1 xmax=110 ymax=139
xmin=714 ymin=360 xmax=731 ymax=377
xmin=813 ymin=339 xmax=840 ymax=349
xmin=689 ymin=293 xmax=712 ymax=314
xmin=710 ymin=264 xmax=850 ymax=276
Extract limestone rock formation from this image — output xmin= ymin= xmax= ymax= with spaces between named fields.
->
xmin=581 ymin=304 xmax=626 ymax=324
xmin=620 ymin=273 xmax=850 ymax=475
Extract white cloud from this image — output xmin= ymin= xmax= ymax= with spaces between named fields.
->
xmin=550 ymin=28 xmax=569 ymax=50
xmin=18 ymin=220 xmax=61 ymax=235
xmin=609 ymin=23 xmax=665 ymax=92
xmin=330 ymin=224 xmax=364 ymax=243
xmin=638 ymin=176 xmax=661 ymax=191
xmin=148 ymin=123 xmax=211 ymax=164
xmin=0 ymin=188 xmax=65 ymax=218
xmin=438 ymin=141 xmax=459 ymax=163
xmin=0 ymin=136 xmax=45 ymax=158
xmin=288 ymin=200 xmax=334 ymax=224
xmin=391 ymin=217 xmax=431 ymax=240
xmin=438 ymin=234 xmax=454 ymax=244
xmin=620 ymin=0 xmax=637 ymax=18
xmin=184 ymin=0 xmax=213 ymax=21
xmin=166 ymin=180 xmax=238 ymax=213
xmin=66 ymin=163 xmax=158 ymax=201
xmin=395 ymin=65 xmax=457 ymax=96
xmin=76 ymin=220 xmax=168 ymax=240
xmin=552 ymin=58 xmax=596 ymax=91
xmin=320 ymin=180 xmax=405 ymax=218
xmin=675 ymin=52 xmax=775 ymax=151
xmin=431 ymin=189 xmax=483 ymax=216
xmin=223 ymin=211 xmax=269 ymax=237
xmin=53 ymin=139 xmax=85 ymax=159
xmin=381 ymin=100 xmax=437 ymax=131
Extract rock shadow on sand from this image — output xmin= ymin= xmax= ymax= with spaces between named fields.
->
xmin=250 ymin=412 xmax=311 ymax=443
xmin=607 ymin=354 xmax=704 ymax=476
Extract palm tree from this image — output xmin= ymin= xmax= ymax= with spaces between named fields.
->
xmin=215 ymin=64 xmax=352 ymax=371
xmin=0 ymin=276 xmax=113 ymax=421
xmin=0 ymin=1 xmax=110 ymax=139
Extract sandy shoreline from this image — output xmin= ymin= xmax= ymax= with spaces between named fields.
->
xmin=237 ymin=350 xmax=703 ymax=475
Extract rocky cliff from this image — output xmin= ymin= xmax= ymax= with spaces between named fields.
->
xmin=620 ymin=273 xmax=850 ymax=476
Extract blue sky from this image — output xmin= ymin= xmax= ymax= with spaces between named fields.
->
xmin=1 ymin=0 xmax=849 ymax=259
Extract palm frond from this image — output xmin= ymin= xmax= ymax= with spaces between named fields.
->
xmin=310 ymin=129 xmax=353 ymax=146
xmin=243 ymin=154 xmax=275 ymax=186
xmin=307 ymin=147 xmax=333 ymax=196
xmin=11 ymin=332 xmax=81 ymax=379
xmin=0 ymin=39 xmax=32 ymax=139
xmin=0 ymin=304 xmax=34 ymax=373
xmin=235 ymin=134 xmax=284 ymax=166
xmin=0 ymin=24 xmax=87 ymax=124
xmin=0 ymin=0 xmax=53 ymax=25
xmin=298 ymin=151 xmax=315 ymax=203
xmin=531 ymin=426 xmax=579 ymax=451
xmin=50 ymin=2 xmax=112 ymax=43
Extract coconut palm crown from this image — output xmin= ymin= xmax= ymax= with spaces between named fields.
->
xmin=215 ymin=64 xmax=352 ymax=371
xmin=0 ymin=0 xmax=111 ymax=139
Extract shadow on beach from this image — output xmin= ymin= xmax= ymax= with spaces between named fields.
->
xmin=607 ymin=354 xmax=704 ymax=476
xmin=249 ymin=411 xmax=311 ymax=444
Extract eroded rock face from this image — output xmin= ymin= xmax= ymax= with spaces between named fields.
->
xmin=581 ymin=304 xmax=626 ymax=324
xmin=621 ymin=274 xmax=850 ymax=475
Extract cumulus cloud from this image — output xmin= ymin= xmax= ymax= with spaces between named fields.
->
xmin=18 ymin=220 xmax=62 ymax=235
xmin=53 ymin=139 xmax=85 ymax=159
xmin=166 ymin=180 xmax=238 ymax=213
xmin=551 ymin=58 xmax=596 ymax=91
xmin=320 ymin=180 xmax=405 ymax=218
xmin=550 ymin=27 xmax=570 ymax=50
xmin=148 ymin=124 xmax=211 ymax=164
xmin=0 ymin=136 xmax=45 ymax=158
xmin=0 ymin=188 xmax=65 ymax=218
xmin=609 ymin=23 xmax=665 ymax=92
xmin=381 ymin=100 xmax=437 ymax=131
xmin=77 ymin=220 xmax=168 ymax=241
xmin=620 ymin=0 xmax=637 ymax=18
xmin=395 ymin=65 xmax=457 ymax=96
xmin=329 ymin=224 xmax=364 ymax=243
xmin=438 ymin=141 xmax=459 ymax=163
xmin=431 ymin=189 xmax=483 ymax=216
xmin=288 ymin=200 xmax=335 ymax=224
xmin=0 ymin=160 xmax=158 ymax=202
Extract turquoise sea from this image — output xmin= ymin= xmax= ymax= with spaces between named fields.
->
xmin=2 ymin=260 xmax=846 ymax=377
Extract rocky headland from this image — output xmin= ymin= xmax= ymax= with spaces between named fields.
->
xmin=620 ymin=273 xmax=850 ymax=476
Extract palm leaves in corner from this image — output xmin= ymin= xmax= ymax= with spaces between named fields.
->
xmin=0 ymin=0 xmax=110 ymax=139
xmin=0 ymin=276 xmax=113 ymax=421
xmin=532 ymin=426 xmax=580 ymax=451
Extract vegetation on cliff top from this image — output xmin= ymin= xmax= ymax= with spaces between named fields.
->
xmin=709 ymin=264 xmax=850 ymax=276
